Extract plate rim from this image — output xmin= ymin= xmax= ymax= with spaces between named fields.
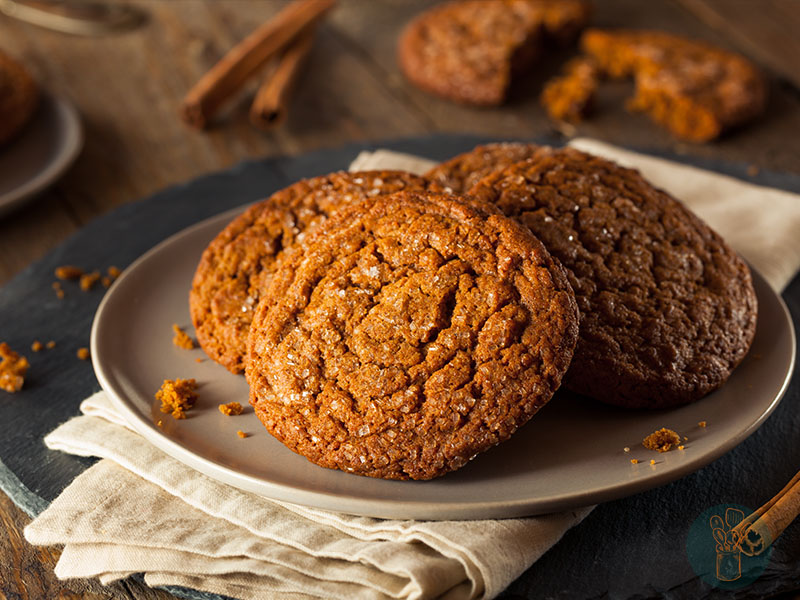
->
xmin=0 ymin=92 xmax=84 ymax=216
xmin=91 ymin=207 xmax=797 ymax=520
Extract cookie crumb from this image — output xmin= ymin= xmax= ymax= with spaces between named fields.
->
xmin=156 ymin=378 xmax=198 ymax=419
xmin=79 ymin=271 xmax=101 ymax=291
xmin=642 ymin=427 xmax=681 ymax=452
xmin=55 ymin=265 xmax=84 ymax=280
xmin=219 ymin=401 xmax=243 ymax=416
xmin=31 ymin=340 xmax=43 ymax=352
xmin=678 ymin=445 xmax=685 ymax=450
xmin=101 ymin=276 xmax=112 ymax=288
xmin=623 ymin=446 xmax=630 ymax=452
xmin=0 ymin=343 xmax=29 ymax=393
xmin=237 ymin=430 xmax=248 ymax=438
xmin=76 ymin=347 xmax=90 ymax=360
xmin=157 ymin=419 xmax=163 ymax=427
xmin=698 ymin=421 xmax=707 ymax=428
xmin=45 ymin=340 xmax=56 ymax=350
xmin=630 ymin=458 xmax=639 ymax=464
xmin=650 ymin=459 xmax=656 ymax=465
xmin=195 ymin=358 xmax=204 ymax=363
xmin=107 ymin=266 xmax=122 ymax=279
xmin=172 ymin=324 xmax=195 ymax=350
xmin=52 ymin=282 xmax=65 ymax=299
xmin=683 ymin=436 xmax=688 ymax=441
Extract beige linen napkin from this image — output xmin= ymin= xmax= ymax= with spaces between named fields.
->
xmin=29 ymin=393 xmax=590 ymax=600
xmin=24 ymin=141 xmax=800 ymax=600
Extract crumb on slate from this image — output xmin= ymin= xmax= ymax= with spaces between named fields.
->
xmin=79 ymin=271 xmax=101 ymax=291
xmin=55 ymin=265 xmax=84 ymax=280
xmin=0 ymin=342 xmax=29 ymax=393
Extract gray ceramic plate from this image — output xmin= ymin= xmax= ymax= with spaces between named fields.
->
xmin=91 ymin=208 xmax=796 ymax=520
xmin=0 ymin=92 xmax=83 ymax=217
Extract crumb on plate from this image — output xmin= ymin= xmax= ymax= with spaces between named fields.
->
xmin=156 ymin=378 xmax=198 ymax=419
xmin=76 ymin=347 xmax=90 ymax=361
xmin=237 ymin=430 xmax=248 ymax=438
xmin=219 ymin=401 xmax=243 ymax=416
xmin=172 ymin=324 xmax=195 ymax=350
xmin=642 ymin=427 xmax=681 ymax=452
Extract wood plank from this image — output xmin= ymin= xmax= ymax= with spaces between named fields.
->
xmin=677 ymin=0 xmax=800 ymax=89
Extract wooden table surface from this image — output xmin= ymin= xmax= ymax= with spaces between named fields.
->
xmin=1 ymin=1 xmax=799 ymax=597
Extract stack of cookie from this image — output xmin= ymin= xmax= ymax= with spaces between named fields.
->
xmin=190 ymin=143 xmax=757 ymax=480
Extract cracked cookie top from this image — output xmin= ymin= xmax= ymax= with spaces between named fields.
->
xmin=469 ymin=147 xmax=758 ymax=408
xmin=189 ymin=170 xmax=428 ymax=374
xmin=246 ymin=191 xmax=578 ymax=480
xmin=425 ymin=142 xmax=542 ymax=194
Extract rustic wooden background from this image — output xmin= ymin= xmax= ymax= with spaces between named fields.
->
xmin=1 ymin=0 xmax=799 ymax=598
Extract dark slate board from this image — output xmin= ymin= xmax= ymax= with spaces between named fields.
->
xmin=1 ymin=134 xmax=798 ymax=600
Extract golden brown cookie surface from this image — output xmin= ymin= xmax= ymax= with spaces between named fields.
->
xmin=0 ymin=49 xmax=39 ymax=146
xmin=246 ymin=191 xmax=579 ymax=480
xmin=189 ymin=171 xmax=427 ymax=374
xmin=398 ymin=0 xmax=591 ymax=106
xmin=425 ymin=142 xmax=542 ymax=194
xmin=470 ymin=147 xmax=758 ymax=409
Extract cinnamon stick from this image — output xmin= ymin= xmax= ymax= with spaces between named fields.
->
xmin=181 ymin=0 xmax=335 ymax=129
xmin=732 ymin=469 xmax=800 ymax=555
xmin=250 ymin=24 xmax=315 ymax=130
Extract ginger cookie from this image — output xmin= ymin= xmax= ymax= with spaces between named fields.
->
xmin=542 ymin=29 xmax=767 ymax=141
xmin=0 ymin=49 xmax=39 ymax=146
xmin=246 ymin=191 xmax=579 ymax=480
xmin=189 ymin=171 xmax=427 ymax=374
xmin=398 ymin=0 xmax=591 ymax=106
xmin=469 ymin=147 xmax=757 ymax=409
xmin=425 ymin=142 xmax=542 ymax=194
